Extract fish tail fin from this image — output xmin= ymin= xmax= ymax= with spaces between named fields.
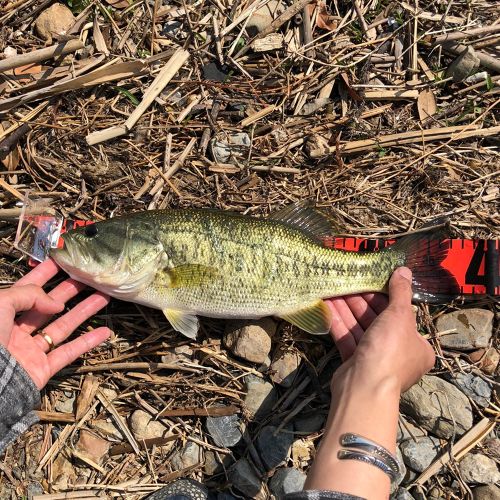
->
xmin=386 ymin=219 xmax=460 ymax=303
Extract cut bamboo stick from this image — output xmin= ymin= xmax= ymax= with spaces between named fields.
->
xmin=363 ymin=90 xmax=419 ymax=100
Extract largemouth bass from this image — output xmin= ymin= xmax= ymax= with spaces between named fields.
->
xmin=50 ymin=203 xmax=458 ymax=338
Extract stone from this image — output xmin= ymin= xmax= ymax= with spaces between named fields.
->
xmin=459 ymin=454 xmax=500 ymax=484
xmin=400 ymin=375 xmax=473 ymax=439
xmin=392 ymin=448 xmax=407 ymax=492
xmin=392 ymin=488 xmax=416 ymax=500
xmin=294 ymin=413 xmax=326 ymax=434
xmin=447 ymin=371 xmax=492 ymax=407
xmin=206 ymin=414 xmax=242 ymax=448
xmin=26 ymin=481 xmax=44 ymax=500
xmin=224 ymin=319 xmax=274 ymax=364
xmin=100 ymin=386 xmax=119 ymax=402
xmin=89 ymin=419 xmax=123 ymax=441
xmin=35 ymin=4 xmax=75 ymax=42
xmin=204 ymin=450 xmax=233 ymax=476
xmin=228 ymin=458 xmax=263 ymax=498
xmin=247 ymin=1 xmax=285 ymax=36
xmin=269 ymin=468 xmax=306 ymax=497
xmin=129 ymin=410 xmax=169 ymax=441
xmin=52 ymin=452 xmax=77 ymax=490
xmin=211 ymin=132 xmax=251 ymax=165
xmin=55 ymin=392 xmax=75 ymax=413
xmin=217 ymin=494 xmax=238 ymax=500
xmin=146 ymin=479 xmax=208 ymax=499
xmin=400 ymin=436 xmax=441 ymax=473
xmin=161 ymin=344 xmax=193 ymax=364
xmin=256 ymin=425 xmax=294 ymax=470
xmin=472 ymin=485 xmax=500 ymax=500
xmin=244 ymin=374 xmax=277 ymax=419
xmin=397 ymin=416 xmax=426 ymax=443
xmin=435 ymin=309 xmax=493 ymax=350
xmin=446 ymin=46 xmax=481 ymax=83
xmin=170 ymin=441 xmax=202 ymax=471
xmin=483 ymin=438 xmax=500 ymax=461
xmin=75 ymin=429 xmax=110 ymax=464
xmin=269 ymin=350 xmax=301 ymax=387
xmin=469 ymin=348 xmax=499 ymax=375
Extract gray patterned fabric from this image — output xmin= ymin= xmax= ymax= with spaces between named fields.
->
xmin=0 ymin=345 xmax=40 ymax=453
xmin=146 ymin=479 xmax=209 ymax=500
xmin=283 ymin=491 xmax=365 ymax=500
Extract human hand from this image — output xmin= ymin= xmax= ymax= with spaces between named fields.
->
xmin=326 ymin=267 xmax=435 ymax=392
xmin=0 ymin=259 xmax=112 ymax=390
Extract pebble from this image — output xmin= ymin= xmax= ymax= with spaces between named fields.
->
xmin=392 ymin=448 xmax=407 ymax=492
xmin=269 ymin=350 xmax=301 ymax=387
xmin=458 ymin=453 xmax=500 ymax=484
xmin=244 ymin=374 xmax=277 ymax=419
xmin=75 ymin=429 xmax=110 ymax=464
xmin=445 ymin=46 xmax=481 ymax=82
xmin=89 ymin=419 xmax=123 ymax=441
xmin=129 ymin=410 xmax=169 ymax=441
xmin=269 ymin=468 xmax=307 ymax=497
xmin=224 ymin=319 xmax=275 ymax=364
xmin=170 ymin=441 xmax=202 ymax=471
xmin=400 ymin=375 xmax=473 ymax=439
xmin=3 ymin=46 xmax=17 ymax=58
xmin=211 ymin=132 xmax=251 ymax=165
xmin=204 ymin=450 xmax=233 ymax=476
xmin=447 ymin=371 xmax=492 ymax=407
xmin=52 ymin=453 xmax=77 ymax=490
xmin=247 ymin=1 xmax=285 ymax=36
xmin=472 ymin=484 xmax=500 ymax=500
xmin=294 ymin=413 xmax=326 ymax=434
xmin=55 ymin=392 xmax=75 ymax=413
xmin=35 ymin=4 xmax=75 ymax=41
xmin=205 ymin=414 xmax=242 ymax=448
xmin=399 ymin=436 xmax=441 ymax=473
xmin=256 ymin=425 xmax=294 ymax=470
xmin=161 ymin=345 xmax=193 ymax=365
xmin=146 ymin=479 xmax=208 ymax=499
xmin=483 ymin=438 xmax=500 ymax=461
xmin=435 ymin=309 xmax=493 ymax=350
xmin=392 ymin=488 xmax=416 ymax=500
xmin=228 ymin=458 xmax=263 ymax=498
xmin=469 ymin=347 xmax=499 ymax=375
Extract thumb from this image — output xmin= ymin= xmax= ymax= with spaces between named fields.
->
xmin=388 ymin=267 xmax=413 ymax=308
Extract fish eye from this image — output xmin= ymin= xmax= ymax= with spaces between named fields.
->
xmin=84 ymin=224 xmax=98 ymax=238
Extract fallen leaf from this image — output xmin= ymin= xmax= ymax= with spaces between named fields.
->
xmin=13 ymin=63 xmax=43 ymax=84
xmin=308 ymin=1 xmax=338 ymax=31
xmin=417 ymin=88 xmax=437 ymax=121
xmin=104 ymin=0 xmax=131 ymax=9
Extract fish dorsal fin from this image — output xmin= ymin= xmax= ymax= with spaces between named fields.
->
xmin=157 ymin=264 xmax=219 ymax=288
xmin=163 ymin=308 xmax=199 ymax=338
xmin=280 ymin=300 xmax=332 ymax=335
xmin=268 ymin=201 xmax=339 ymax=241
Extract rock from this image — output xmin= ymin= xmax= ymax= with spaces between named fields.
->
xmin=244 ymin=374 xmax=277 ymax=419
xmin=459 ymin=454 xmax=500 ymax=484
xmin=146 ymin=479 xmax=208 ymax=499
xmin=397 ymin=416 xmax=426 ymax=443
xmin=211 ymin=132 xmax=251 ymax=165
xmin=399 ymin=436 xmax=441 ymax=473
xmin=269 ymin=468 xmax=306 ymax=497
xmin=129 ymin=410 xmax=169 ymax=441
xmin=224 ymin=319 xmax=275 ymax=364
xmin=204 ymin=450 xmax=233 ymax=476
xmin=161 ymin=344 xmax=193 ymax=364
xmin=3 ymin=47 xmax=17 ymax=58
xmin=55 ymin=392 xmax=75 ymax=413
xmin=392 ymin=448 xmax=407 ymax=492
xmin=256 ymin=425 xmax=294 ymax=470
xmin=469 ymin=348 xmax=499 ymax=375
xmin=447 ymin=371 xmax=492 ymax=407
xmin=228 ymin=458 xmax=263 ymax=498
xmin=400 ymin=375 xmax=473 ymax=439
xmin=446 ymin=46 xmax=481 ymax=83
xmin=206 ymin=414 xmax=242 ymax=448
xmin=217 ymin=494 xmax=238 ymax=500
xmin=483 ymin=438 xmax=500 ymax=461
xmin=35 ymin=4 xmax=75 ymax=42
xmin=472 ymin=485 xmax=500 ymax=500
xmin=247 ymin=1 xmax=285 ymax=36
xmin=392 ymin=488 xmax=415 ymax=500
xmin=435 ymin=309 xmax=493 ymax=350
xmin=26 ymin=481 xmax=44 ymax=500
xmin=170 ymin=441 xmax=202 ymax=471
xmin=294 ymin=413 xmax=326 ymax=434
xmin=52 ymin=452 xmax=77 ymax=490
xmin=76 ymin=429 xmax=110 ymax=464
xmin=269 ymin=350 xmax=301 ymax=387
xmin=89 ymin=419 xmax=123 ymax=441
xmin=100 ymin=386 xmax=118 ymax=402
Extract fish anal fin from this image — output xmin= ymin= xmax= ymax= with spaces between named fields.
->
xmin=157 ymin=264 xmax=219 ymax=288
xmin=163 ymin=308 xmax=199 ymax=338
xmin=268 ymin=201 xmax=340 ymax=242
xmin=280 ymin=300 xmax=332 ymax=335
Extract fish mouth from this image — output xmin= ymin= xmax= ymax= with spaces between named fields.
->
xmin=50 ymin=236 xmax=93 ymax=278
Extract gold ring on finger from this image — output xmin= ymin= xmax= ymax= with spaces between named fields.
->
xmin=39 ymin=331 xmax=55 ymax=352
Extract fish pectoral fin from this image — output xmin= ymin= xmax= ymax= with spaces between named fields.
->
xmin=163 ymin=308 xmax=199 ymax=339
xmin=157 ymin=264 xmax=219 ymax=288
xmin=280 ymin=300 xmax=332 ymax=335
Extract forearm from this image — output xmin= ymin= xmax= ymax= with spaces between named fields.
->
xmin=305 ymin=368 xmax=400 ymax=499
xmin=0 ymin=345 xmax=40 ymax=453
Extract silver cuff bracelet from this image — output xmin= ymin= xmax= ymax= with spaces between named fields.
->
xmin=337 ymin=449 xmax=398 ymax=480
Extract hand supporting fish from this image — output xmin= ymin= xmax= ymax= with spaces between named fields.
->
xmin=50 ymin=202 xmax=459 ymax=339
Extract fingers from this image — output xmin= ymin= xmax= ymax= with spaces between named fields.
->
xmin=326 ymin=300 xmax=357 ymax=361
xmin=0 ymin=285 xmax=64 ymax=318
xmin=33 ymin=292 xmax=110 ymax=352
xmin=343 ymin=295 xmax=378 ymax=330
xmin=14 ymin=259 xmax=60 ymax=287
xmin=388 ymin=267 xmax=413 ymax=310
xmin=329 ymin=298 xmax=365 ymax=343
xmin=359 ymin=293 xmax=389 ymax=314
xmin=47 ymin=327 xmax=112 ymax=376
xmin=16 ymin=279 xmax=87 ymax=334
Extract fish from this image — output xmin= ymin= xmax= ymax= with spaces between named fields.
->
xmin=50 ymin=203 xmax=459 ymax=339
